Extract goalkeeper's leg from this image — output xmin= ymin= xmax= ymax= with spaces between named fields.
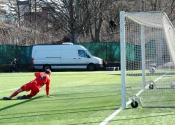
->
xmin=26 ymin=87 xmax=39 ymax=99
xmin=11 ymin=82 xmax=33 ymax=99
xmin=10 ymin=88 xmax=24 ymax=99
xmin=17 ymin=89 xmax=39 ymax=99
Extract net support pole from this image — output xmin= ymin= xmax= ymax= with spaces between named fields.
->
xmin=120 ymin=11 xmax=126 ymax=108
xmin=141 ymin=25 xmax=146 ymax=89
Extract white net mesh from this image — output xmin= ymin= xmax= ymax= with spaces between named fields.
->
xmin=122 ymin=11 xmax=175 ymax=108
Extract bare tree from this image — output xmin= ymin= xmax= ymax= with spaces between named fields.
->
xmin=39 ymin=0 xmax=122 ymax=42
xmin=2 ymin=0 xmax=175 ymax=45
xmin=37 ymin=0 xmax=95 ymax=43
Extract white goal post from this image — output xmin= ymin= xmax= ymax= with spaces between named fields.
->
xmin=120 ymin=11 xmax=175 ymax=108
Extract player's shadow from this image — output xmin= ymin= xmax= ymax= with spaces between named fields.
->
xmin=0 ymin=96 xmax=43 ymax=111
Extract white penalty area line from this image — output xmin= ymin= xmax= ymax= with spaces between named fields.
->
xmin=99 ymin=72 xmax=169 ymax=125
xmin=99 ymin=100 xmax=132 ymax=125
xmin=0 ymin=88 xmax=18 ymax=93
xmin=154 ymin=71 xmax=169 ymax=82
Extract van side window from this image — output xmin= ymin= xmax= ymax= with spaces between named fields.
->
xmin=78 ymin=50 xmax=86 ymax=57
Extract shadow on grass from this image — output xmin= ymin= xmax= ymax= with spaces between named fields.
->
xmin=0 ymin=94 xmax=120 ymax=125
xmin=0 ymin=96 xmax=43 ymax=111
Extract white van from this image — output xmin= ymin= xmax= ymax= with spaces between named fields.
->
xmin=31 ymin=43 xmax=104 ymax=71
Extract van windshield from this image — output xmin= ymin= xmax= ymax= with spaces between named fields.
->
xmin=85 ymin=50 xmax=92 ymax=56
xmin=78 ymin=50 xmax=91 ymax=58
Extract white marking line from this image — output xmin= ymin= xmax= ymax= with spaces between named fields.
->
xmin=154 ymin=72 xmax=169 ymax=82
xmin=99 ymin=107 xmax=123 ymax=125
xmin=0 ymin=88 xmax=18 ymax=93
xmin=99 ymin=72 xmax=168 ymax=125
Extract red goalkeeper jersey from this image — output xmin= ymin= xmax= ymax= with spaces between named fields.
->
xmin=33 ymin=72 xmax=51 ymax=95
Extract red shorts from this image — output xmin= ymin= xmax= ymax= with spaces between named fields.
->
xmin=20 ymin=81 xmax=40 ymax=96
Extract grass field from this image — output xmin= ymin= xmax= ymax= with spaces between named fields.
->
xmin=1 ymin=71 xmax=175 ymax=125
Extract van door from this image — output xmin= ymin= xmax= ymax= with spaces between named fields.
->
xmin=33 ymin=49 xmax=62 ymax=69
xmin=61 ymin=49 xmax=78 ymax=69
xmin=47 ymin=49 xmax=62 ymax=69
xmin=77 ymin=50 xmax=90 ymax=69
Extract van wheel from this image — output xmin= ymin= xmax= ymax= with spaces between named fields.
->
xmin=87 ymin=64 xmax=96 ymax=71
xmin=43 ymin=65 xmax=51 ymax=71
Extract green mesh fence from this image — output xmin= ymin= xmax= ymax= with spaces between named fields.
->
xmin=77 ymin=42 xmax=120 ymax=62
xmin=0 ymin=41 xmax=156 ymax=66
xmin=0 ymin=45 xmax=32 ymax=65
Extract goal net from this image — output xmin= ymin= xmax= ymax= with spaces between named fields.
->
xmin=120 ymin=11 xmax=175 ymax=108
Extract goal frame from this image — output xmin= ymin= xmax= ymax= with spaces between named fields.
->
xmin=120 ymin=11 xmax=175 ymax=108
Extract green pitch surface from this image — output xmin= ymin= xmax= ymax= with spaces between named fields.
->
xmin=0 ymin=71 xmax=120 ymax=125
xmin=1 ymin=71 xmax=175 ymax=125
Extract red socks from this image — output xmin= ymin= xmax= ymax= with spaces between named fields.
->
xmin=10 ymin=91 xmax=19 ymax=98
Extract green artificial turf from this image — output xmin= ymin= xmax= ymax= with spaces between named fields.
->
xmin=0 ymin=71 xmax=120 ymax=125
xmin=1 ymin=71 xmax=175 ymax=125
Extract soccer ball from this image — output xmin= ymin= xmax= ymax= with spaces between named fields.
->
xmin=170 ymin=82 xmax=175 ymax=88
xmin=149 ymin=67 xmax=155 ymax=73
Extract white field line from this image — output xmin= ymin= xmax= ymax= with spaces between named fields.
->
xmin=154 ymin=72 xmax=169 ymax=82
xmin=99 ymin=72 xmax=169 ymax=125
xmin=0 ymin=88 xmax=18 ymax=93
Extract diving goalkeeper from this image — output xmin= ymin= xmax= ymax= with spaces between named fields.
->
xmin=3 ymin=69 xmax=52 ymax=100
